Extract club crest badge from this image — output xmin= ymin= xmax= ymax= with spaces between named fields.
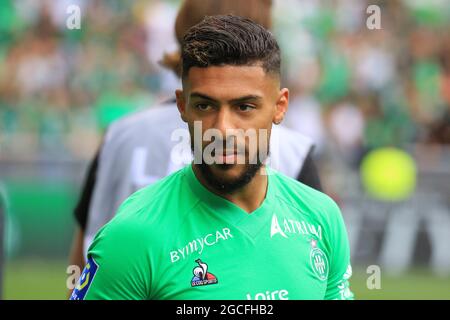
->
xmin=310 ymin=246 xmax=329 ymax=281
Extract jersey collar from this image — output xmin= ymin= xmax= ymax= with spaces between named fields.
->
xmin=184 ymin=164 xmax=277 ymax=238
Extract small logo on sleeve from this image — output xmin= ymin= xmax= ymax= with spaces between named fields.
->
xmin=191 ymin=259 xmax=218 ymax=287
xmin=70 ymin=256 xmax=98 ymax=300
xmin=310 ymin=247 xmax=329 ymax=281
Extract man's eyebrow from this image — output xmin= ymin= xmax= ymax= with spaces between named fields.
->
xmin=190 ymin=92 xmax=218 ymax=102
xmin=229 ymin=95 xmax=263 ymax=104
xmin=190 ymin=92 xmax=262 ymax=104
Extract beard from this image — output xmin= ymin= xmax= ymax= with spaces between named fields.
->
xmin=197 ymin=161 xmax=263 ymax=194
xmin=191 ymin=139 xmax=269 ymax=194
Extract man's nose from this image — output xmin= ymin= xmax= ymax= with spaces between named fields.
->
xmin=213 ymin=107 xmax=235 ymax=135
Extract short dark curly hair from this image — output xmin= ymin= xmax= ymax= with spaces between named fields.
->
xmin=181 ymin=14 xmax=280 ymax=79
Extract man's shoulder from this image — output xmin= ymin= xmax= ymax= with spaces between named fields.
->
xmin=273 ymin=125 xmax=313 ymax=145
xmin=101 ymin=167 xmax=196 ymax=232
xmin=105 ymin=102 xmax=183 ymax=142
xmin=270 ymin=169 xmax=341 ymax=225
xmin=269 ymin=125 xmax=314 ymax=178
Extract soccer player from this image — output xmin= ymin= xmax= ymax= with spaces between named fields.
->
xmin=70 ymin=15 xmax=353 ymax=300
xmin=69 ymin=0 xmax=322 ymax=274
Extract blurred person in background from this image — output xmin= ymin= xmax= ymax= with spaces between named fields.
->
xmin=0 ymin=186 xmax=6 ymax=299
xmin=68 ymin=0 xmax=323 ymax=291
xmin=426 ymin=34 xmax=450 ymax=145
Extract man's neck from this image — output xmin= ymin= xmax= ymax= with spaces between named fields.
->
xmin=192 ymin=165 xmax=268 ymax=214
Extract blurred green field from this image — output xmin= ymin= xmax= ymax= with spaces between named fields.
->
xmin=3 ymin=259 xmax=450 ymax=300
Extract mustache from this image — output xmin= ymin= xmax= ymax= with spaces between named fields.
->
xmin=204 ymin=137 xmax=248 ymax=153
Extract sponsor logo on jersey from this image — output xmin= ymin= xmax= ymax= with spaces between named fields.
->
xmin=337 ymin=265 xmax=354 ymax=300
xmin=170 ymin=227 xmax=233 ymax=263
xmin=69 ymin=256 xmax=98 ymax=300
xmin=246 ymin=289 xmax=289 ymax=300
xmin=191 ymin=259 xmax=218 ymax=287
xmin=270 ymin=214 xmax=322 ymax=240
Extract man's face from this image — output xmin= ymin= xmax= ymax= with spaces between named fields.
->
xmin=176 ymin=64 xmax=288 ymax=193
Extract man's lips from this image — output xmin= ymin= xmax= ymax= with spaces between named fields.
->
xmin=212 ymin=149 xmax=245 ymax=156
xmin=213 ymin=151 xmax=245 ymax=164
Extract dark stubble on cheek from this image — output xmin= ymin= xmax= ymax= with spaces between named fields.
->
xmin=190 ymin=136 xmax=270 ymax=194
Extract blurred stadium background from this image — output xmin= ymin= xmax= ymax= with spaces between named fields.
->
xmin=0 ymin=0 xmax=449 ymax=299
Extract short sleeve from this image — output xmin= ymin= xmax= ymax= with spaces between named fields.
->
xmin=73 ymin=150 xmax=99 ymax=230
xmin=324 ymin=201 xmax=354 ymax=300
xmin=70 ymin=215 xmax=151 ymax=300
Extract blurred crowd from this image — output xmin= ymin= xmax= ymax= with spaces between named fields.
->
xmin=0 ymin=0 xmax=449 ymax=173
xmin=0 ymin=0 xmax=180 ymax=159
xmin=275 ymin=0 xmax=449 ymax=156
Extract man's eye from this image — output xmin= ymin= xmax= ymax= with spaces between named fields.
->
xmin=196 ymin=104 xmax=213 ymax=111
xmin=238 ymin=104 xmax=255 ymax=112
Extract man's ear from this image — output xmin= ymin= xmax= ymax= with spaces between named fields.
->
xmin=273 ymin=88 xmax=289 ymax=125
xmin=176 ymin=89 xmax=187 ymax=123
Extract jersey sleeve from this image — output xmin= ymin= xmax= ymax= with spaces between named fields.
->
xmin=83 ymin=126 xmax=121 ymax=252
xmin=324 ymin=201 xmax=354 ymax=300
xmin=73 ymin=150 xmax=99 ymax=230
xmin=70 ymin=213 xmax=151 ymax=300
xmin=296 ymin=149 xmax=323 ymax=192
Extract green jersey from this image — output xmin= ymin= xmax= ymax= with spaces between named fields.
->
xmin=70 ymin=165 xmax=353 ymax=300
